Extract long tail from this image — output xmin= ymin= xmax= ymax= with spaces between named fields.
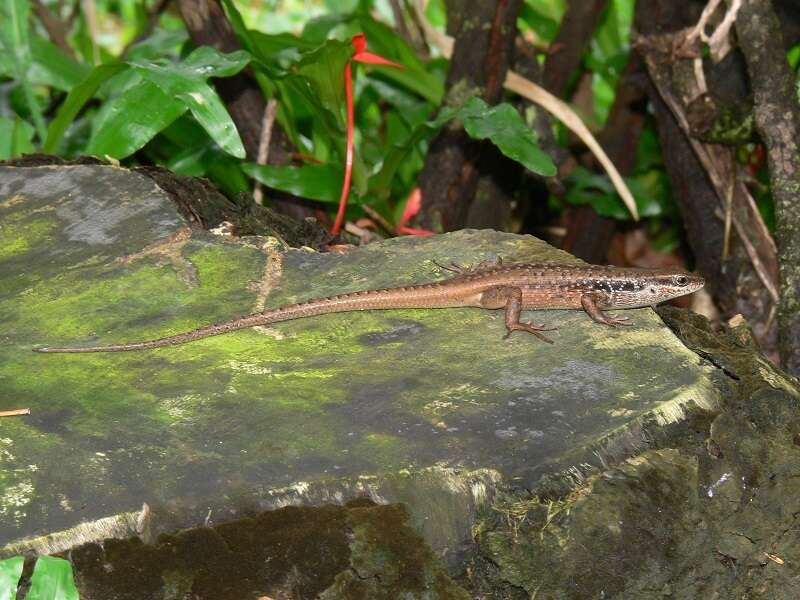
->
xmin=33 ymin=282 xmax=469 ymax=353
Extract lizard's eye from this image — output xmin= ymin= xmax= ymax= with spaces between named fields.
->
xmin=673 ymin=275 xmax=689 ymax=287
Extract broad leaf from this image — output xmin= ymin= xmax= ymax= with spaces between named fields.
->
xmin=369 ymin=97 xmax=557 ymax=199
xmin=248 ymin=31 xmax=319 ymax=70
xmin=243 ymin=163 xmax=347 ymax=203
xmin=460 ymin=97 xmax=557 ymax=176
xmin=179 ymin=46 xmax=251 ymax=78
xmin=302 ymin=13 xmax=349 ymax=45
xmin=25 ymin=556 xmax=79 ymax=600
xmin=283 ymin=39 xmax=369 ymax=193
xmin=129 ymin=47 xmax=250 ymax=158
xmin=518 ymin=4 xmax=560 ymax=44
xmin=367 ymin=113 xmax=446 ymax=200
xmin=125 ymin=28 xmax=189 ymax=61
xmin=44 ymin=62 xmax=128 ymax=153
xmin=28 ymin=35 xmax=90 ymax=91
xmin=292 ymin=39 xmax=353 ymax=135
xmin=0 ymin=35 xmax=89 ymax=91
xmin=87 ymin=76 xmax=186 ymax=158
xmin=0 ymin=556 xmax=23 ymax=600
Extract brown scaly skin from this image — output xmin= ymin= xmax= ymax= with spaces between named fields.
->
xmin=33 ymin=260 xmax=705 ymax=353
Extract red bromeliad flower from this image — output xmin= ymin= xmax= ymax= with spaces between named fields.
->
xmin=331 ymin=34 xmax=403 ymax=236
xmin=396 ymin=188 xmax=433 ymax=236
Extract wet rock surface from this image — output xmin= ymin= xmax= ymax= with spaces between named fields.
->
xmin=2 ymin=164 xmax=779 ymax=598
xmin=470 ymin=308 xmax=800 ymax=598
xmin=65 ymin=499 xmax=469 ymax=600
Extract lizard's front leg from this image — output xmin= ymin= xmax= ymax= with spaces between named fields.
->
xmin=480 ymin=286 xmax=556 ymax=343
xmin=580 ymin=293 xmax=632 ymax=326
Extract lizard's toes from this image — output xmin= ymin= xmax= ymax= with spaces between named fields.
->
xmin=608 ymin=316 xmax=632 ymax=327
xmin=522 ymin=321 xmax=557 ymax=332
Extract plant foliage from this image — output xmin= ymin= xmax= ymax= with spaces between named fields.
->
xmin=0 ymin=0 xmax=701 ymax=239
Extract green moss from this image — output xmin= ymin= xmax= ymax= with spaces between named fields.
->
xmin=2 ymin=191 xmax=720 ymax=560
xmin=0 ymin=214 xmax=56 ymax=260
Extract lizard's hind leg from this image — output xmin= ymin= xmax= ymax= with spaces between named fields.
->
xmin=480 ymin=286 xmax=556 ymax=343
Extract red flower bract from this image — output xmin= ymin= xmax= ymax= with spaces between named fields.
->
xmin=331 ymin=33 xmax=403 ymax=236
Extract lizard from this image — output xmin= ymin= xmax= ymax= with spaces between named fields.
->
xmin=32 ymin=260 xmax=704 ymax=353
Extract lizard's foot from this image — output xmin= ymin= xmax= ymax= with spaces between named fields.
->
xmin=503 ymin=321 xmax=557 ymax=343
xmin=601 ymin=314 xmax=632 ymax=327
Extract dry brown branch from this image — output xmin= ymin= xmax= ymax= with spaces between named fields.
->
xmin=253 ymin=99 xmax=278 ymax=206
xmin=638 ymin=33 xmax=779 ymax=303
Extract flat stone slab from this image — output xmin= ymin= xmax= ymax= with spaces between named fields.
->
xmin=0 ymin=165 xmax=719 ymax=556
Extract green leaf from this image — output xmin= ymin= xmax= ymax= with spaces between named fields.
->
xmin=370 ymin=96 xmax=558 ymax=199
xmin=301 ymin=13 xmax=349 ymax=45
xmin=286 ymin=39 xmax=369 ymax=193
xmin=44 ymin=62 xmax=129 ymax=153
xmin=88 ymin=76 xmax=186 ymax=158
xmin=788 ymin=44 xmax=800 ymax=70
xmin=460 ymin=97 xmax=557 ymax=176
xmin=586 ymin=0 xmax=634 ymax=124
xmin=247 ymin=31 xmax=319 ymax=70
xmin=25 ymin=556 xmax=79 ymax=600
xmin=28 ymin=35 xmax=90 ymax=91
xmin=518 ymin=4 xmax=560 ymax=44
xmin=424 ymin=0 xmax=447 ymax=28
xmin=0 ymin=556 xmax=23 ymax=600
xmin=292 ymin=39 xmax=353 ymax=134
xmin=125 ymin=28 xmax=188 ymax=61
xmin=0 ymin=0 xmax=46 ymax=142
xmin=564 ymin=166 xmax=663 ymax=220
xmin=367 ymin=114 xmax=443 ymax=199
xmin=129 ymin=47 xmax=250 ymax=158
xmin=524 ymin=0 xmax=566 ymax=23
xmin=180 ymin=46 xmax=251 ymax=78
xmin=160 ymin=120 xmax=250 ymax=197
xmin=0 ymin=116 xmax=35 ymax=159
xmin=243 ymin=163 xmax=346 ymax=203
xmin=219 ymin=0 xmax=260 ymax=58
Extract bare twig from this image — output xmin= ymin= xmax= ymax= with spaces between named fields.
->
xmin=253 ymin=99 xmax=278 ymax=206
xmin=31 ymin=0 xmax=75 ymax=57
xmin=361 ymin=204 xmax=395 ymax=235
xmin=0 ymin=408 xmax=31 ymax=418
xmin=388 ymin=0 xmax=418 ymax=53
xmin=722 ymin=159 xmax=734 ymax=260
xmin=686 ymin=0 xmax=742 ymax=63
xmin=345 ymin=221 xmax=384 ymax=243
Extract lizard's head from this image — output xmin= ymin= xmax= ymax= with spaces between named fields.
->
xmin=605 ymin=268 xmax=705 ymax=308
xmin=635 ymin=268 xmax=705 ymax=307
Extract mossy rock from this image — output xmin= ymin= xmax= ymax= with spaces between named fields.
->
xmin=1 ymin=165 xmax=724 ymax=596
